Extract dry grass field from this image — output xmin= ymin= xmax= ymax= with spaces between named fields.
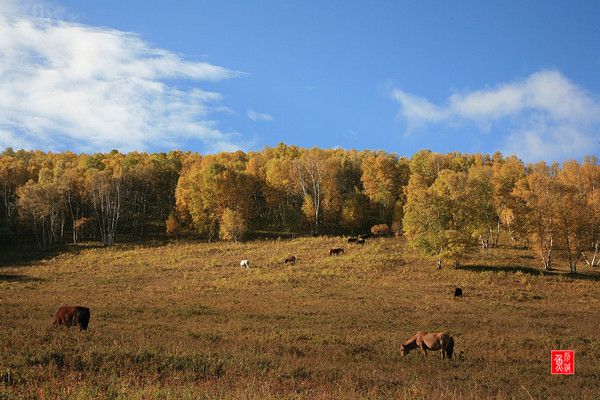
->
xmin=1 ymin=236 xmax=600 ymax=399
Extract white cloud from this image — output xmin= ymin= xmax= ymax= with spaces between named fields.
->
xmin=391 ymin=90 xmax=446 ymax=124
xmin=247 ymin=110 xmax=274 ymax=122
xmin=0 ymin=129 xmax=35 ymax=149
xmin=392 ymin=70 xmax=600 ymax=161
xmin=0 ymin=3 xmax=242 ymax=153
xmin=0 ymin=0 xmax=67 ymax=19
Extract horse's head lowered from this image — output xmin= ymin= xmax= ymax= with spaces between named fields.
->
xmin=400 ymin=335 xmax=418 ymax=356
xmin=400 ymin=344 xmax=410 ymax=356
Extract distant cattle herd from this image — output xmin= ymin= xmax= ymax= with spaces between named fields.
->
xmin=52 ymin=235 xmax=461 ymax=361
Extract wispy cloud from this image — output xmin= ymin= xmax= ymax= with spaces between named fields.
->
xmin=0 ymin=2 xmax=242 ymax=153
xmin=247 ymin=110 xmax=274 ymax=122
xmin=0 ymin=0 xmax=68 ymax=19
xmin=392 ymin=70 xmax=600 ymax=161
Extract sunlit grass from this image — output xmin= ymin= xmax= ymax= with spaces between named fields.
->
xmin=1 ymin=237 xmax=599 ymax=399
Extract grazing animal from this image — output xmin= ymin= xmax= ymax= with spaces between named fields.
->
xmin=329 ymin=248 xmax=344 ymax=256
xmin=53 ymin=306 xmax=90 ymax=331
xmin=240 ymin=259 xmax=250 ymax=268
xmin=454 ymin=287 xmax=463 ymax=297
xmin=284 ymin=255 xmax=296 ymax=264
xmin=400 ymin=331 xmax=454 ymax=359
xmin=347 ymin=237 xmax=358 ymax=243
xmin=356 ymin=238 xmax=365 ymax=245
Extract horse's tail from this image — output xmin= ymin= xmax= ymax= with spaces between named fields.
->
xmin=446 ymin=336 xmax=454 ymax=359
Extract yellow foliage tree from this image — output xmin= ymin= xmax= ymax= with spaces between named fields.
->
xmin=403 ymin=170 xmax=477 ymax=268
xmin=513 ymin=162 xmax=558 ymax=270
xmin=219 ymin=208 xmax=247 ymax=242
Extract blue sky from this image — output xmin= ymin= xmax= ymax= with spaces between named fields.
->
xmin=0 ymin=0 xmax=599 ymax=161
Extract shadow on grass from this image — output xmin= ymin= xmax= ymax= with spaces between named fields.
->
xmin=0 ymin=273 xmax=45 ymax=282
xmin=457 ymin=264 xmax=600 ymax=281
xmin=457 ymin=264 xmax=546 ymax=275
xmin=0 ymin=237 xmax=171 ymax=268
xmin=0 ymin=243 xmax=62 ymax=268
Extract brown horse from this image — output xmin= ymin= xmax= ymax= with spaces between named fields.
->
xmin=400 ymin=331 xmax=454 ymax=359
xmin=284 ymin=255 xmax=296 ymax=264
xmin=329 ymin=248 xmax=344 ymax=256
xmin=53 ymin=306 xmax=90 ymax=331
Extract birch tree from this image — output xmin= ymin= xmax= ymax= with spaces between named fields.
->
xmin=86 ymin=159 xmax=123 ymax=246
xmin=492 ymin=155 xmax=526 ymax=244
xmin=0 ymin=154 xmax=29 ymax=226
xmin=467 ymin=162 xmax=497 ymax=249
xmin=513 ymin=162 xmax=558 ymax=270
xmin=403 ymin=170 xmax=476 ymax=268
xmin=294 ymin=149 xmax=324 ymax=234
xmin=17 ymin=169 xmax=67 ymax=250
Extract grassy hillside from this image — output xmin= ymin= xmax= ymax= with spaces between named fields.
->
xmin=1 ymin=237 xmax=599 ymax=399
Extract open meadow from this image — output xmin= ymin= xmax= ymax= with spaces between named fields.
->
xmin=1 ymin=236 xmax=600 ymax=399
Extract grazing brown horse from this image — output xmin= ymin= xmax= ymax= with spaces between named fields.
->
xmin=400 ymin=331 xmax=454 ymax=359
xmin=53 ymin=306 xmax=90 ymax=331
xmin=329 ymin=248 xmax=345 ymax=256
xmin=285 ymin=255 xmax=296 ymax=264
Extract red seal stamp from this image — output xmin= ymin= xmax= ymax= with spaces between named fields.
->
xmin=551 ymin=350 xmax=574 ymax=375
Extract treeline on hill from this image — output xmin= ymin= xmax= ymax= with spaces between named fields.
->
xmin=0 ymin=144 xmax=599 ymax=272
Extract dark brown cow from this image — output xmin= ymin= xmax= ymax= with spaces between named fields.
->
xmin=329 ymin=248 xmax=344 ymax=256
xmin=53 ymin=306 xmax=90 ymax=331
xmin=285 ymin=255 xmax=297 ymax=264
xmin=347 ymin=237 xmax=358 ymax=243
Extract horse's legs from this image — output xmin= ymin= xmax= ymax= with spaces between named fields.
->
xmin=442 ymin=339 xmax=450 ymax=359
xmin=417 ymin=337 xmax=428 ymax=356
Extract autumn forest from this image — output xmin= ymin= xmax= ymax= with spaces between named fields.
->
xmin=1 ymin=144 xmax=599 ymax=273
